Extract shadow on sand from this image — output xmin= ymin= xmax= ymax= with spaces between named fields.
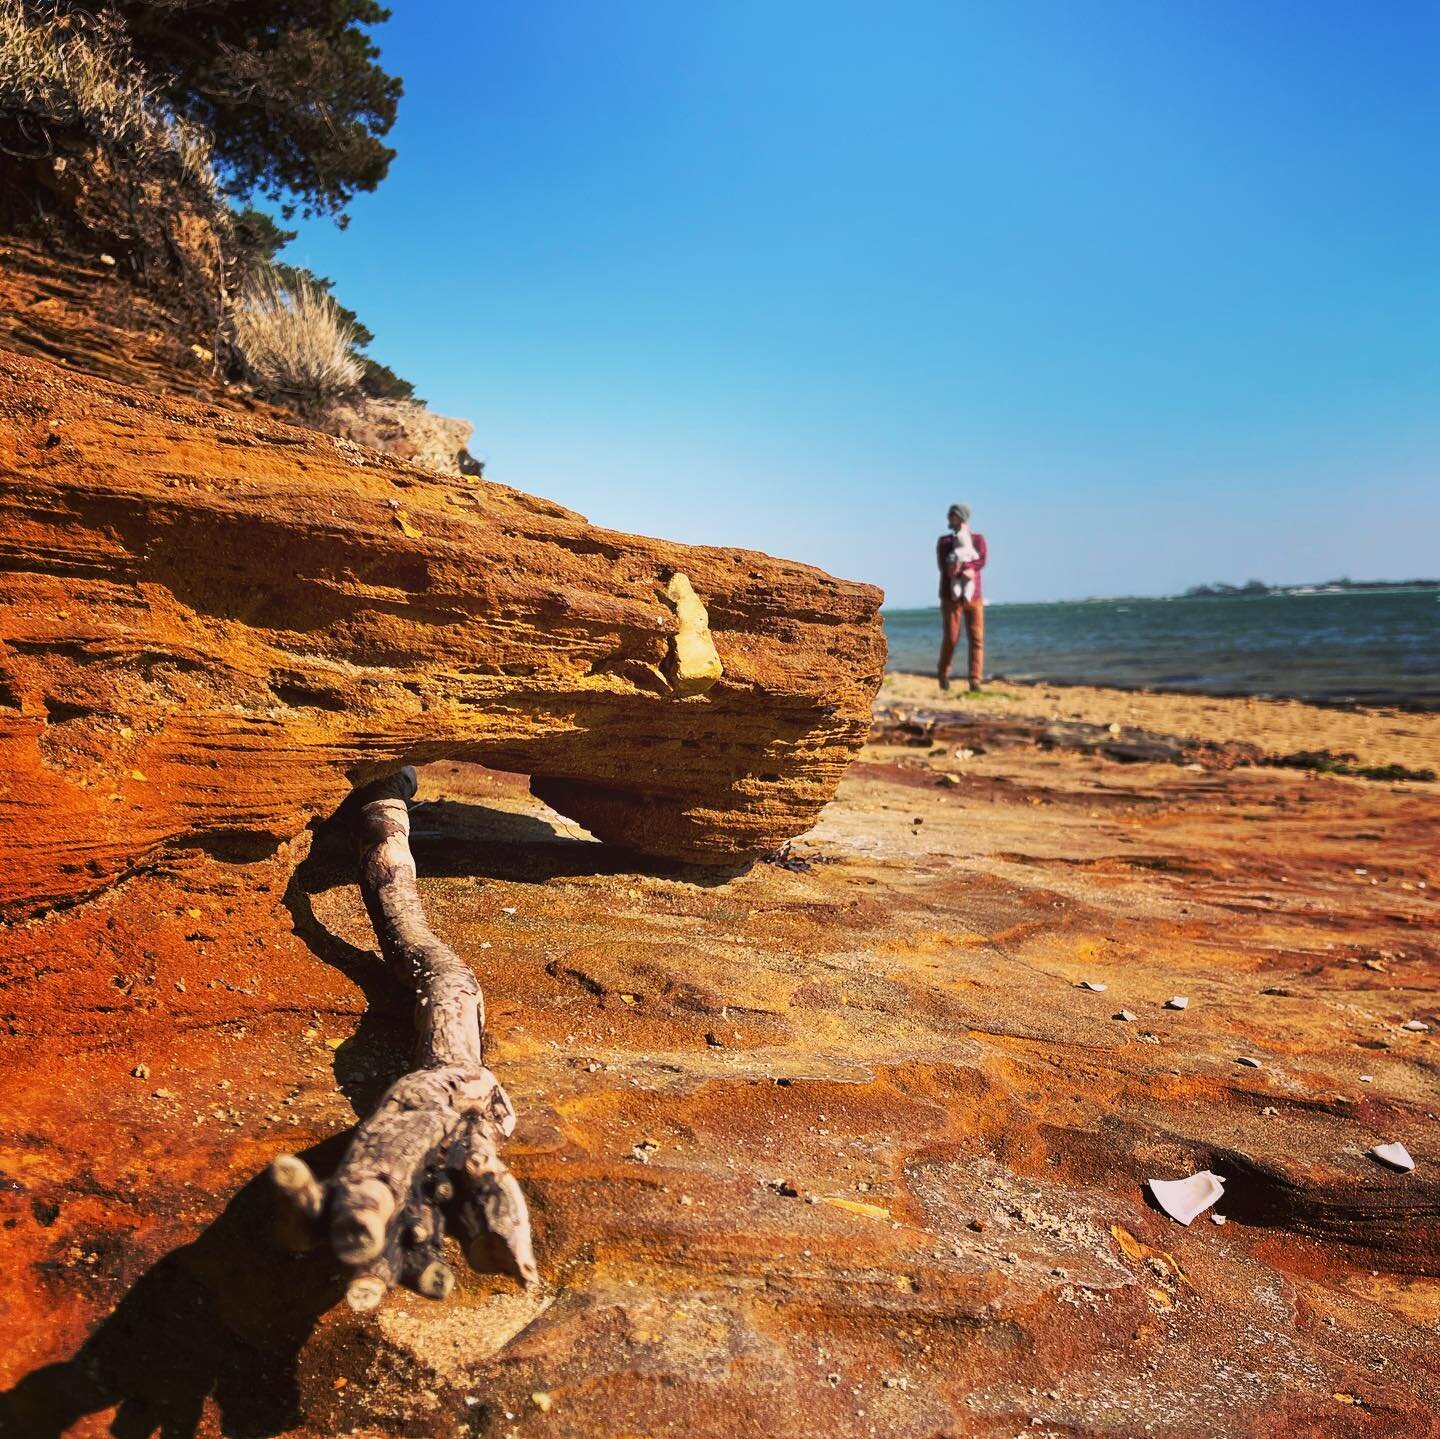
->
xmin=0 ymin=792 xmax=709 ymax=1437
xmin=0 ymin=1130 xmax=352 ymax=1439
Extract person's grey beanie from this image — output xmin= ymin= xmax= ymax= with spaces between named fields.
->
xmin=949 ymin=503 xmax=971 ymax=523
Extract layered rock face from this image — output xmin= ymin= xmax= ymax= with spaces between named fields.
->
xmin=0 ymin=351 xmax=885 ymax=915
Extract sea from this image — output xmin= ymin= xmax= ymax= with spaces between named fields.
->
xmin=882 ymin=589 xmax=1440 ymax=707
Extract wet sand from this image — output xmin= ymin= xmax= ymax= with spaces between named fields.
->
xmin=1 ymin=684 xmax=1437 ymax=1436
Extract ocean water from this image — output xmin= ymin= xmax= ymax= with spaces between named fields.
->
xmin=883 ymin=590 xmax=1440 ymax=705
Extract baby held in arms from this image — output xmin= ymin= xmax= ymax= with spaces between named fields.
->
xmin=949 ymin=521 xmax=980 ymax=601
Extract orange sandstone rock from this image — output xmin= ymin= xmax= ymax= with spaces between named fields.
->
xmin=0 ymin=351 xmax=884 ymax=914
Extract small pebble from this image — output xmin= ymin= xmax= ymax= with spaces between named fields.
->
xmin=1360 ymin=1075 xmax=1374 ymax=1083
xmin=131 ymin=1063 xmax=149 ymax=1079
xmin=1261 ymin=1106 xmax=1279 ymax=1115
xmin=1211 ymin=1214 xmax=1227 ymax=1226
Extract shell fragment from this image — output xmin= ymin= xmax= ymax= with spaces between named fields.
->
xmin=1077 ymin=981 xmax=1107 ymax=992
xmin=1369 ymin=1143 xmax=1414 ymax=1173
xmin=1165 ymin=996 xmax=1189 ymax=1010
xmin=1148 ymin=1170 xmax=1226 ymax=1226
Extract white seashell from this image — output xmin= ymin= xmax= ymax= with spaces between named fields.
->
xmin=1077 ymin=981 xmax=1107 ymax=992
xmin=1402 ymin=1020 xmax=1430 ymax=1032
xmin=1360 ymin=1075 xmax=1373 ymax=1083
xmin=1235 ymin=1056 xmax=1262 ymax=1068
xmin=1148 ymin=1170 xmax=1225 ymax=1226
xmin=1369 ymin=1142 xmax=1414 ymax=1172
xmin=1165 ymin=996 xmax=1189 ymax=1010
xmin=1210 ymin=1214 xmax=1227 ymax=1226
xmin=1114 ymin=1011 xmax=1137 ymax=1022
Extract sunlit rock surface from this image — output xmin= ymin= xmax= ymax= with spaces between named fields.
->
xmin=1 ymin=696 xmax=1436 ymax=1436
xmin=0 ymin=350 xmax=885 ymax=915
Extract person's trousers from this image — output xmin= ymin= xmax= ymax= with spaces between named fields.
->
xmin=939 ymin=599 xmax=984 ymax=684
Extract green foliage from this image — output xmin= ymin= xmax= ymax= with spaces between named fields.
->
xmin=1272 ymin=750 xmax=1436 ymax=784
xmin=87 ymin=0 xmax=401 ymax=219
xmin=229 ymin=205 xmax=297 ymax=265
xmin=358 ymin=356 xmax=416 ymax=402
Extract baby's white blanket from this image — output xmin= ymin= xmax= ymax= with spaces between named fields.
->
xmin=949 ymin=523 xmax=980 ymax=602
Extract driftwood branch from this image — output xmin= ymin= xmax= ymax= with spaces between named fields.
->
xmin=270 ymin=767 xmax=536 ymax=1308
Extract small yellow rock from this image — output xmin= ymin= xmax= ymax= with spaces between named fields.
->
xmin=531 ymin=1391 xmax=553 ymax=1413
xmin=130 ymin=770 xmax=147 ymax=782
xmin=393 ymin=511 xmax=424 ymax=539
xmin=326 ymin=1037 xmax=344 ymax=1050
xmin=186 ymin=907 xmax=202 ymax=919
xmin=822 ymin=1197 xmax=891 ymax=1221
xmin=661 ymin=572 xmax=723 ymax=696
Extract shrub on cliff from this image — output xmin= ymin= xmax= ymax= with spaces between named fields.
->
xmin=231 ymin=268 xmax=363 ymax=412
xmin=0 ymin=0 xmax=217 ymax=200
xmin=92 ymin=0 xmax=400 ymax=221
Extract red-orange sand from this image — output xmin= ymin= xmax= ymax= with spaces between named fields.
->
xmin=1 ymin=685 xmax=1437 ymax=1437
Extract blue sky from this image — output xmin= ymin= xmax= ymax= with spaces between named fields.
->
xmin=282 ymin=0 xmax=1440 ymax=607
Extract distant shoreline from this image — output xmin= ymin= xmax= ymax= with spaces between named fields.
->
xmin=883 ymin=583 xmax=1440 ymax=615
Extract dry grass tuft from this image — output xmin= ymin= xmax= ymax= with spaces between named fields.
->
xmin=0 ymin=0 xmax=215 ymax=193
xmin=231 ymin=269 xmax=364 ymax=411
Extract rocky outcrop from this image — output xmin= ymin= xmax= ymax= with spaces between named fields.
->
xmin=321 ymin=394 xmax=484 ymax=477
xmin=0 ymin=350 xmax=885 ymax=916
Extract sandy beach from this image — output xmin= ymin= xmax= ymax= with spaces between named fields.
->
xmin=3 ymin=679 xmax=1436 ymax=1436
xmin=883 ymin=671 xmax=1440 ymax=775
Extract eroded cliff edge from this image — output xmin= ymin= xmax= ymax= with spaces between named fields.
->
xmin=0 ymin=350 xmax=885 ymax=914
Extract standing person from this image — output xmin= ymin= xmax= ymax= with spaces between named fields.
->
xmin=937 ymin=503 xmax=988 ymax=692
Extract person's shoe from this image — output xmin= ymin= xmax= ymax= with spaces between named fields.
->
xmin=938 ymin=674 xmax=950 ymax=692
xmin=968 ymin=681 xmax=982 ymax=693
